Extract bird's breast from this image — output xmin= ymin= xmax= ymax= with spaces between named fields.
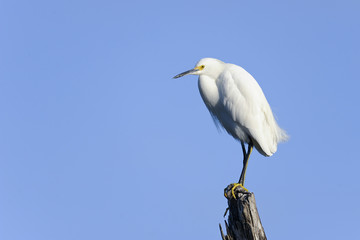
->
xmin=198 ymin=76 xmax=219 ymax=109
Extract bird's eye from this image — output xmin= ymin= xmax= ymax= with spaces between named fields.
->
xmin=200 ymin=65 xmax=205 ymax=70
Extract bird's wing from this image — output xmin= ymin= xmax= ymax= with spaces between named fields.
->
xmin=209 ymin=111 xmax=223 ymax=132
xmin=217 ymin=65 xmax=277 ymax=156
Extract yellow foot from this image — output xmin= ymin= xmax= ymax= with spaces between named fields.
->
xmin=231 ymin=183 xmax=248 ymax=198
xmin=224 ymin=183 xmax=248 ymax=199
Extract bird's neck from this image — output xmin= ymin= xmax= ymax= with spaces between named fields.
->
xmin=198 ymin=75 xmax=219 ymax=109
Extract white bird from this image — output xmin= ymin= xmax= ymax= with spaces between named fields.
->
xmin=174 ymin=58 xmax=288 ymax=189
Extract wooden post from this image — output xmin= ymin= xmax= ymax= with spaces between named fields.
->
xmin=219 ymin=184 xmax=267 ymax=240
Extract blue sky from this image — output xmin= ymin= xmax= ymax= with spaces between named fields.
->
xmin=1 ymin=0 xmax=359 ymax=239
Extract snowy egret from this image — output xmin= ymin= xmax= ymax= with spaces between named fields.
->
xmin=174 ymin=58 xmax=288 ymax=191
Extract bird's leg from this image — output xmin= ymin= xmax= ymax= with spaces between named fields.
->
xmin=227 ymin=142 xmax=250 ymax=199
xmin=237 ymin=141 xmax=248 ymax=184
xmin=239 ymin=143 xmax=253 ymax=186
xmin=241 ymin=141 xmax=246 ymax=160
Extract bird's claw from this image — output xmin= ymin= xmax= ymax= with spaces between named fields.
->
xmin=224 ymin=183 xmax=248 ymax=199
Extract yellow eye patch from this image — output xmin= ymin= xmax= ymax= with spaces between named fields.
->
xmin=195 ymin=65 xmax=205 ymax=70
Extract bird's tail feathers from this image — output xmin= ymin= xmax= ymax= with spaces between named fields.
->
xmin=276 ymin=125 xmax=289 ymax=143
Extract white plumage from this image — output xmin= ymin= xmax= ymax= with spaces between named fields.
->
xmin=174 ymin=58 xmax=288 ymax=185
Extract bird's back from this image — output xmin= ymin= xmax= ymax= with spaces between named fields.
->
xmin=215 ymin=64 xmax=288 ymax=156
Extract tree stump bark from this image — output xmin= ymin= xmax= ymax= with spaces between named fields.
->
xmin=219 ymin=184 xmax=267 ymax=240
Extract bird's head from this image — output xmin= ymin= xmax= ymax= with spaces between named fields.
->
xmin=173 ymin=58 xmax=225 ymax=79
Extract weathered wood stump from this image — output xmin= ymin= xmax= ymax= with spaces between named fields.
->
xmin=220 ymin=184 xmax=267 ymax=240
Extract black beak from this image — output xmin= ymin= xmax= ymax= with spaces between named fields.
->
xmin=173 ymin=68 xmax=199 ymax=79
